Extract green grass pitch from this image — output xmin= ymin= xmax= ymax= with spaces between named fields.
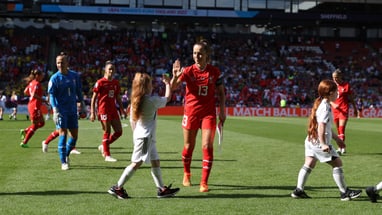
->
xmin=1 ymin=114 xmax=382 ymax=214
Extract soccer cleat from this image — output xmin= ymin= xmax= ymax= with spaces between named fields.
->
xmin=61 ymin=163 xmax=69 ymax=170
xmin=108 ymin=185 xmax=129 ymax=199
xmin=291 ymin=188 xmax=311 ymax=199
xmin=366 ymin=186 xmax=379 ymax=203
xmin=157 ymin=184 xmax=180 ymax=198
xmin=70 ymin=148 xmax=81 ymax=155
xmin=199 ymin=183 xmax=209 ymax=193
xmin=340 ymin=188 xmax=362 ymax=201
xmin=98 ymin=145 xmax=105 ymax=157
xmin=183 ymin=173 xmax=191 ymax=187
xmin=20 ymin=142 xmax=29 ymax=148
xmin=105 ymin=156 xmax=117 ymax=162
xmin=20 ymin=129 xmax=26 ymax=141
xmin=42 ymin=141 xmax=48 ymax=153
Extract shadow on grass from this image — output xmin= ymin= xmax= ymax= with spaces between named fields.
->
xmin=173 ymin=184 xmax=372 ymax=200
xmin=72 ymin=165 xmax=126 ymax=170
xmin=76 ymin=146 xmax=126 ymax=150
xmin=72 ymin=164 xmax=225 ymax=170
xmin=0 ymin=190 xmax=105 ymax=196
xmin=0 ymin=186 xmax=372 ymax=201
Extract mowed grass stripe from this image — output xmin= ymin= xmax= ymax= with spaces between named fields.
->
xmin=1 ymin=114 xmax=382 ymax=215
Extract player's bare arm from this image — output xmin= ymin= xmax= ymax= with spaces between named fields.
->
xmin=318 ymin=122 xmax=330 ymax=152
xmin=90 ymin=92 xmax=97 ymax=122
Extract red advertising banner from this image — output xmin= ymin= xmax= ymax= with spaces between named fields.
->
xmin=158 ymin=107 xmax=382 ymax=118
xmin=14 ymin=105 xmax=382 ymax=118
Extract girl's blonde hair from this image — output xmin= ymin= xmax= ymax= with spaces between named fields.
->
xmin=332 ymin=68 xmax=342 ymax=78
xmin=130 ymin=72 xmax=152 ymax=121
xmin=307 ymin=79 xmax=337 ymax=141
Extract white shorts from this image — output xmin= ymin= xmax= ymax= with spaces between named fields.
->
xmin=131 ymin=135 xmax=159 ymax=164
xmin=304 ymin=136 xmax=339 ymax=163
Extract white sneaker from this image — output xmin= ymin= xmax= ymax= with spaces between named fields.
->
xmin=105 ymin=156 xmax=117 ymax=162
xmin=61 ymin=163 xmax=69 ymax=170
xmin=70 ymin=148 xmax=81 ymax=155
xmin=42 ymin=141 xmax=48 ymax=153
xmin=98 ymin=145 xmax=105 ymax=157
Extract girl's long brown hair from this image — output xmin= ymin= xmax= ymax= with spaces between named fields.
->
xmin=131 ymin=72 xmax=152 ymax=121
xmin=307 ymin=79 xmax=337 ymax=141
xmin=24 ymin=69 xmax=43 ymax=83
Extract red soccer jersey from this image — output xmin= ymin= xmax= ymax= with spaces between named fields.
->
xmin=26 ymin=80 xmax=43 ymax=109
xmin=179 ymin=64 xmax=221 ymax=117
xmin=333 ymin=81 xmax=352 ymax=112
xmin=93 ymin=77 xmax=121 ymax=115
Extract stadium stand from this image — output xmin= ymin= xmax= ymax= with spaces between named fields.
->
xmin=0 ymin=1 xmax=381 ymax=109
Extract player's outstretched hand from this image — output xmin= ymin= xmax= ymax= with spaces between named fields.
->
xmin=172 ymin=59 xmax=183 ymax=78
xmin=162 ymin=73 xmax=170 ymax=85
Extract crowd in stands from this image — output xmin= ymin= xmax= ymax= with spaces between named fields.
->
xmin=0 ymin=28 xmax=381 ymax=110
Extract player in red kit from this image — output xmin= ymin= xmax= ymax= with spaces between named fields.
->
xmin=90 ymin=60 xmax=125 ymax=162
xmin=171 ymin=39 xmax=226 ymax=192
xmin=330 ymin=69 xmax=357 ymax=154
xmin=20 ymin=69 xmax=47 ymax=148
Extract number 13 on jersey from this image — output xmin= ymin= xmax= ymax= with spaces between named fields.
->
xmin=198 ymin=85 xmax=208 ymax=96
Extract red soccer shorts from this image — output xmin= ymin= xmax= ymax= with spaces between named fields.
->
xmin=29 ymin=108 xmax=43 ymax=121
xmin=182 ymin=114 xmax=216 ymax=130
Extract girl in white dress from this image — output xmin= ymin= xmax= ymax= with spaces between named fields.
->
xmin=108 ymin=72 xmax=180 ymax=199
xmin=291 ymin=79 xmax=361 ymax=201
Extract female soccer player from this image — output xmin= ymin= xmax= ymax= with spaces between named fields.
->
xmin=121 ymin=90 xmax=130 ymax=119
xmin=330 ymin=69 xmax=357 ymax=154
xmin=108 ymin=72 xmax=179 ymax=199
xmin=171 ymin=40 xmax=226 ymax=192
xmin=291 ymin=79 xmax=361 ymax=201
xmin=20 ymin=69 xmax=47 ymax=148
xmin=0 ymin=91 xmax=5 ymax=120
xmin=9 ymin=90 xmax=18 ymax=120
xmin=48 ymin=52 xmax=86 ymax=170
xmin=90 ymin=61 xmax=125 ymax=162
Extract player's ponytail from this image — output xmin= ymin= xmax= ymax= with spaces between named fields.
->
xmin=24 ymin=68 xmax=43 ymax=83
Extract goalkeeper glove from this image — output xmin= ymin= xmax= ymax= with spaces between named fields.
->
xmin=53 ymin=107 xmax=61 ymax=124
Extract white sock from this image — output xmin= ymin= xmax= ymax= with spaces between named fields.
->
xmin=151 ymin=167 xmax=164 ymax=189
xmin=333 ymin=167 xmax=346 ymax=193
xmin=375 ymin=181 xmax=382 ymax=192
xmin=297 ymin=165 xmax=312 ymax=190
xmin=117 ymin=165 xmax=135 ymax=188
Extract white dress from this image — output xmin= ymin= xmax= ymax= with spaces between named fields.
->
xmin=304 ymin=98 xmax=339 ymax=162
xmin=130 ymin=95 xmax=168 ymax=163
